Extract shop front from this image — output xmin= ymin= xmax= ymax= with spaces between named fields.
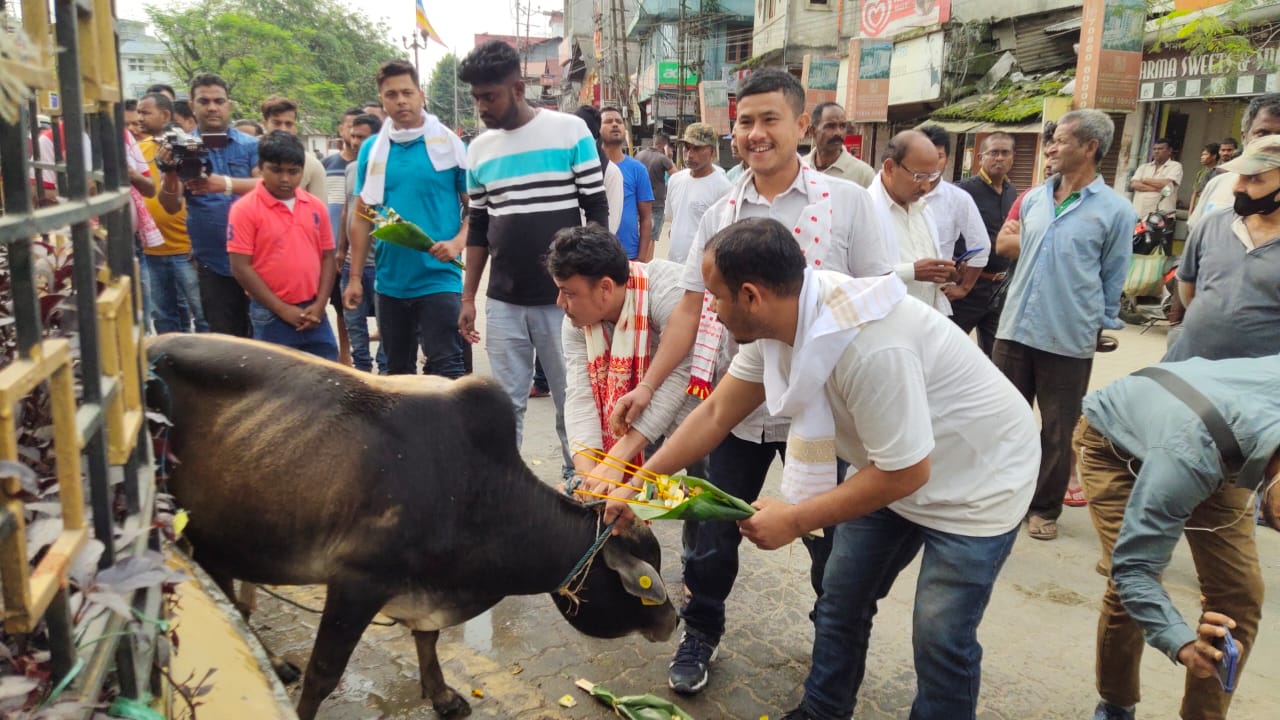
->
xmin=1132 ymin=39 xmax=1280 ymax=212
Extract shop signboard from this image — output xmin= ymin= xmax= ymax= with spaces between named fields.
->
xmin=1139 ymin=44 xmax=1280 ymax=101
xmin=1075 ymin=0 xmax=1145 ymax=111
xmin=861 ymin=0 xmax=951 ymax=39
xmin=803 ymin=55 xmax=841 ymax=116
xmin=846 ymin=39 xmax=892 ymax=123
xmin=657 ymin=61 xmax=698 ymax=89
xmin=888 ymin=32 xmax=944 ymax=106
xmin=699 ymin=80 xmax=732 ymax=135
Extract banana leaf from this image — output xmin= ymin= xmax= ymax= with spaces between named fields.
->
xmin=585 ymin=683 xmax=695 ymax=720
xmin=371 ymin=221 xmax=465 ymax=269
xmin=630 ymin=474 xmax=755 ymax=522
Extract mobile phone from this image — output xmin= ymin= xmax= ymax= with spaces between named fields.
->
xmin=954 ymin=247 xmax=982 ymax=264
xmin=1213 ymin=626 xmax=1240 ymax=692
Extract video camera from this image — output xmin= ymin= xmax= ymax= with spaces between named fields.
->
xmin=155 ymin=128 xmax=227 ymax=182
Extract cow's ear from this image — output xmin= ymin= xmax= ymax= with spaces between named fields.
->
xmin=600 ymin=541 xmax=668 ymax=605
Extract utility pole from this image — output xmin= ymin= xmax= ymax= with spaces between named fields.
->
xmin=677 ymin=0 xmax=686 ymax=141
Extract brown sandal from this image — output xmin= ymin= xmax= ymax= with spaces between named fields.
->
xmin=1028 ymin=516 xmax=1058 ymax=541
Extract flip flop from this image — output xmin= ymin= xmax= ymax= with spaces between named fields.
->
xmin=1096 ymin=335 xmax=1119 ymax=353
xmin=1064 ymin=486 xmax=1088 ymax=507
xmin=1028 ymin=516 xmax=1058 ymax=541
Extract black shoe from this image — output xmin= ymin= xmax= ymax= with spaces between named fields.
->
xmin=668 ymin=631 xmax=718 ymax=694
xmin=781 ymin=707 xmax=817 ymax=720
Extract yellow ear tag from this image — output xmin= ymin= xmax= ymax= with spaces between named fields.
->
xmin=173 ymin=509 xmax=190 ymax=539
xmin=638 ymin=575 xmax=652 ymax=589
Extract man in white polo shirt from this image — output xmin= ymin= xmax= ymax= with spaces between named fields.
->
xmin=605 ymin=217 xmax=1038 ymax=720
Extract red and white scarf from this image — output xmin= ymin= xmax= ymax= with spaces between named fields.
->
xmin=687 ymin=163 xmax=835 ymax=398
xmin=586 ymin=262 xmax=651 ymax=456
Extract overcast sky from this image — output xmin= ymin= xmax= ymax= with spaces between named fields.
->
xmin=113 ymin=0 xmax=560 ymax=85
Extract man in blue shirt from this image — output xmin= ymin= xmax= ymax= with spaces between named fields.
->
xmin=344 ymin=60 xmax=469 ymax=378
xmin=992 ymin=109 xmax=1134 ymax=542
xmin=156 ymin=73 xmax=260 ymax=337
xmin=1076 ymin=356 xmax=1279 ymax=720
xmin=601 ymin=107 xmax=655 ymax=261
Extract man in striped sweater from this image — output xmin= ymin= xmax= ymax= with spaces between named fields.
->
xmin=457 ymin=40 xmax=611 ymax=476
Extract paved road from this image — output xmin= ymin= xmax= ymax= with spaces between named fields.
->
xmin=256 ymin=314 xmax=1280 ymax=719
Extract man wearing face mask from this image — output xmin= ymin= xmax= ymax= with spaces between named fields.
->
xmin=1165 ymin=135 xmax=1280 ymax=362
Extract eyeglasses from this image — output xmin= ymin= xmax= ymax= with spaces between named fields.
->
xmin=896 ymin=163 xmax=943 ymax=183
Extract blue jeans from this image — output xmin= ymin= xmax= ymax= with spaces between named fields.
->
xmin=340 ymin=264 xmax=385 ymax=373
xmin=248 ymin=299 xmax=338 ymax=361
xmin=483 ymin=299 xmax=571 ymax=470
xmin=375 ymin=291 xmax=465 ymax=378
xmin=799 ymin=508 xmax=1018 ymax=720
xmin=147 ymin=253 xmax=207 ymax=333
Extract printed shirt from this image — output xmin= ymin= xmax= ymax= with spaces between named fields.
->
xmin=996 ymin=175 xmax=1135 ymax=358
xmin=227 ymin=181 xmax=334 ymax=304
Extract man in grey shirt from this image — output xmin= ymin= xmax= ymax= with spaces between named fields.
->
xmin=1166 ymin=135 xmax=1280 ymax=362
xmin=1076 ymin=356 xmax=1280 ymax=720
xmin=637 ymin=134 xmax=676 ymax=242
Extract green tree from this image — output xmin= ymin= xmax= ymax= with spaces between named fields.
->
xmin=426 ymin=54 xmax=475 ymax=132
xmin=146 ymin=0 xmax=401 ymax=133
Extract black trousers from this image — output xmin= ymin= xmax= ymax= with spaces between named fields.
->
xmin=991 ymin=339 xmax=1092 ymax=521
xmin=196 ymin=262 xmax=250 ymax=338
xmin=949 ymin=277 xmax=1002 ymax=356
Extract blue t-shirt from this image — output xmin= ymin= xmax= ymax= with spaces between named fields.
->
xmin=615 ymin=155 xmax=654 ymax=258
xmin=186 ymin=127 xmax=258 ymax=276
xmin=355 ymin=136 xmax=467 ymax=299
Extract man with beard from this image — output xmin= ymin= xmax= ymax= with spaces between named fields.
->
xmin=604 ymin=218 xmax=1037 ymax=720
xmin=1189 ymin=95 xmax=1280 ymax=227
xmin=601 ymin=106 xmax=655 ymax=261
xmin=157 ymin=73 xmax=260 ymax=337
xmin=802 ymin=102 xmax=874 ymax=187
xmin=457 ymin=40 xmax=609 ymax=479
xmin=1165 ymin=135 xmax=1280 ymax=362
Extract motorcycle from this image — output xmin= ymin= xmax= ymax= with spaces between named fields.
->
xmin=1119 ymin=211 xmax=1178 ymax=328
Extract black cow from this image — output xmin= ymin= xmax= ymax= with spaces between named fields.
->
xmin=147 ymin=334 xmax=677 ymax=720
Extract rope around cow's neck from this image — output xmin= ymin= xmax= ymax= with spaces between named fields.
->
xmin=555 ymin=505 xmax=616 ymax=607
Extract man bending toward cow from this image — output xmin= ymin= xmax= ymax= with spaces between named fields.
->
xmin=545 ymin=224 xmax=706 ymax=490
xmin=603 ymin=217 xmax=1040 ymax=719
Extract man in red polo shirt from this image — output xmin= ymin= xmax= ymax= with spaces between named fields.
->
xmin=228 ymin=131 xmax=338 ymax=360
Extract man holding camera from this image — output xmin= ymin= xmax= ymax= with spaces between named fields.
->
xmin=157 ymin=73 xmax=259 ymax=337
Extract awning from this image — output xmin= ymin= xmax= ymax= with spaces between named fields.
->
xmin=916 ymin=119 xmax=986 ymax=133
xmin=972 ymin=120 xmax=1048 ymax=134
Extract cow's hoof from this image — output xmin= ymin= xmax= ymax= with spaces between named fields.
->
xmin=434 ymin=694 xmax=471 ymax=718
xmin=273 ymin=657 xmax=302 ymax=685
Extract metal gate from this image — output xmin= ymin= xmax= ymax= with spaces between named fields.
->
xmin=1 ymin=0 xmax=162 ymax=712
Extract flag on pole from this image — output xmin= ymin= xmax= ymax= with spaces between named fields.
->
xmin=416 ymin=0 xmax=446 ymax=47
